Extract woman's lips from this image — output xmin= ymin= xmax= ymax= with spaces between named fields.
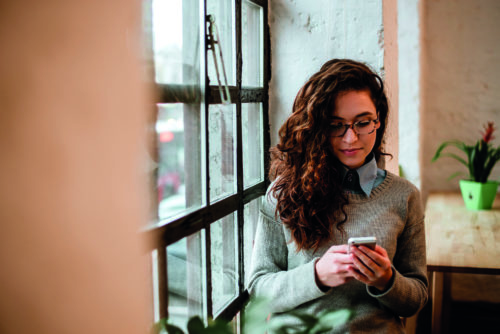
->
xmin=340 ymin=148 xmax=361 ymax=156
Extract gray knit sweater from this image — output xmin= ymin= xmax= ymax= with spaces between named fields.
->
xmin=247 ymin=172 xmax=428 ymax=333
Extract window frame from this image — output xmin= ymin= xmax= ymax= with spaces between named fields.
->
xmin=144 ymin=0 xmax=271 ymax=326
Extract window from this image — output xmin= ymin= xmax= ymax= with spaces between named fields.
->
xmin=143 ymin=0 xmax=270 ymax=331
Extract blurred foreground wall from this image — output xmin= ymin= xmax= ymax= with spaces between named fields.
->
xmin=0 ymin=1 xmax=151 ymax=333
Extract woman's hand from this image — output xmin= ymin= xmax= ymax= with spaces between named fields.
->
xmin=314 ymin=245 xmax=355 ymax=289
xmin=348 ymin=245 xmax=393 ymax=291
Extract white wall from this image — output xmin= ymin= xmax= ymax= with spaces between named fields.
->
xmin=421 ymin=0 xmax=500 ymax=196
xmin=398 ymin=0 xmax=421 ymax=189
xmin=383 ymin=0 xmax=399 ymax=174
xmin=269 ymin=1 xmax=389 ymax=151
xmin=268 ymin=0 xmax=399 ymax=173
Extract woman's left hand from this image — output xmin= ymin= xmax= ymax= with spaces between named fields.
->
xmin=348 ymin=245 xmax=393 ymax=291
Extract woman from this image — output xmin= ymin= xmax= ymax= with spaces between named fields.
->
xmin=248 ymin=59 xmax=427 ymax=333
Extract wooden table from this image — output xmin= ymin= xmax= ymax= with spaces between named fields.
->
xmin=425 ymin=192 xmax=500 ymax=334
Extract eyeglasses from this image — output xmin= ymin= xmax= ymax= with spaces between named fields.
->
xmin=330 ymin=119 xmax=379 ymax=137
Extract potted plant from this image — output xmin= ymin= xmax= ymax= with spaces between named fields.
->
xmin=432 ymin=121 xmax=500 ymax=210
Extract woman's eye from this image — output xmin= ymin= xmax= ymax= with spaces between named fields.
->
xmin=331 ymin=123 xmax=344 ymax=129
xmin=356 ymin=120 xmax=371 ymax=128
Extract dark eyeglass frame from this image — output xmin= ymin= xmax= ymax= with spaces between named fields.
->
xmin=330 ymin=119 xmax=380 ymax=137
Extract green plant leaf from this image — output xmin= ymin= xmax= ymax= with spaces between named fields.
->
xmin=483 ymin=147 xmax=500 ymax=182
xmin=469 ymin=145 xmax=477 ymax=181
xmin=432 ymin=140 xmax=469 ymax=162
xmin=435 ymin=153 xmax=468 ymax=167
xmin=165 ymin=324 xmax=185 ymax=334
xmin=446 ymin=171 xmax=465 ymax=181
xmin=204 ymin=319 xmax=233 ymax=334
xmin=267 ymin=318 xmax=301 ymax=334
xmin=473 ymin=141 xmax=489 ymax=182
xmin=266 ymin=309 xmax=351 ymax=334
xmin=151 ymin=318 xmax=185 ymax=334
xmin=187 ymin=316 xmax=206 ymax=334
xmin=242 ymin=297 xmax=272 ymax=334
xmin=399 ymin=164 xmax=405 ymax=178
xmin=288 ymin=311 xmax=318 ymax=327
xmin=309 ymin=310 xmax=351 ymax=334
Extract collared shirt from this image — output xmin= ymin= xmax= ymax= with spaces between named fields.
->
xmin=341 ymin=155 xmax=387 ymax=196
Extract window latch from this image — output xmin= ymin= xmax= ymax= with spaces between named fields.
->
xmin=206 ymin=14 xmax=231 ymax=105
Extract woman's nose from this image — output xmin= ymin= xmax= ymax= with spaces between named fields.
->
xmin=342 ymin=127 xmax=358 ymax=143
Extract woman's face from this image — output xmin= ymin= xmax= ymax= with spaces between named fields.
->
xmin=329 ymin=90 xmax=380 ymax=169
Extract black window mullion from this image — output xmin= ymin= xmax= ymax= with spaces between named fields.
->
xmin=240 ymin=87 xmax=267 ymax=102
xmin=203 ymin=0 xmax=211 ymax=226
xmin=157 ymin=246 xmax=168 ymax=320
xmin=202 ymin=0 xmax=214 ymax=323
xmin=158 ymin=84 xmax=202 ymax=104
xmin=245 ymin=0 xmax=266 ymax=7
xmin=208 ymin=86 xmax=267 ymax=103
xmin=262 ymin=0 xmax=271 ymax=187
xmin=208 ymin=86 xmax=238 ymax=104
xmin=235 ymin=0 xmax=245 ymax=303
xmin=236 ymin=0 xmax=242 ymax=92
xmin=205 ymin=224 xmax=213 ymax=319
xmin=144 ymin=182 xmax=266 ymax=250
xmin=214 ymin=290 xmax=249 ymax=322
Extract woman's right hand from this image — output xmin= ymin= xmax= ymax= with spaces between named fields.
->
xmin=314 ymin=245 xmax=355 ymax=289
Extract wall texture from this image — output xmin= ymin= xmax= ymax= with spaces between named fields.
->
xmin=421 ymin=0 xmax=500 ymax=196
xmin=383 ymin=0 xmax=399 ymax=174
xmin=268 ymin=0 xmax=399 ymax=165
xmin=268 ymin=0 xmax=399 ymax=173
xmin=0 ymin=1 xmax=151 ymax=333
xmin=398 ymin=0 xmax=421 ymax=188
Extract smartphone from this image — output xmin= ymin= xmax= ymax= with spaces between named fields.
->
xmin=348 ymin=236 xmax=377 ymax=254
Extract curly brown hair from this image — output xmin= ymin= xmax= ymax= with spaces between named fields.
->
xmin=269 ymin=59 xmax=390 ymax=252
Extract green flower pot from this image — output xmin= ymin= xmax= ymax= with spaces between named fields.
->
xmin=459 ymin=180 xmax=499 ymax=210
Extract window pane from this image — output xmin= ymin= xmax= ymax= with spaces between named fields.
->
xmin=152 ymin=0 xmax=200 ymax=85
xmin=211 ymin=213 xmax=238 ymax=315
xmin=207 ymin=0 xmax=235 ymax=86
xmin=244 ymin=197 xmax=261 ymax=287
xmin=209 ymin=104 xmax=236 ymax=202
xmin=242 ymin=0 xmax=263 ymax=87
xmin=167 ymin=231 xmax=206 ymax=330
xmin=242 ymin=103 xmax=264 ymax=188
xmin=157 ymin=104 xmax=204 ymax=221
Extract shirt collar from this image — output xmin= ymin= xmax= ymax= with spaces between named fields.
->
xmin=340 ymin=154 xmax=378 ymax=196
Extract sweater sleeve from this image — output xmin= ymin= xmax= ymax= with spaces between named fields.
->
xmin=366 ymin=186 xmax=429 ymax=317
xmin=246 ymin=194 xmax=328 ymax=314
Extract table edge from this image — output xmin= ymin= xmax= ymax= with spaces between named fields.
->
xmin=427 ymin=265 xmax=500 ymax=275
